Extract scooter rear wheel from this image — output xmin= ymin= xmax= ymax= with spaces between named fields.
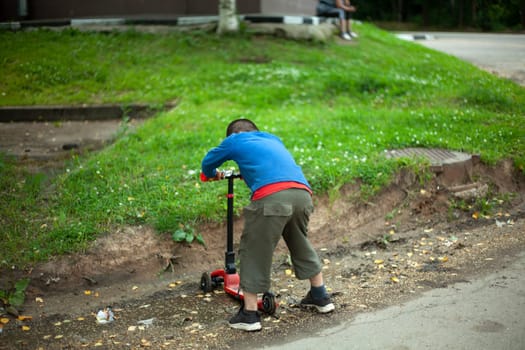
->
xmin=200 ymin=272 xmax=214 ymax=293
xmin=262 ymin=292 xmax=276 ymax=315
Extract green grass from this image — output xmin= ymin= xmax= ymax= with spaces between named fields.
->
xmin=0 ymin=23 xmax=524 ymax=267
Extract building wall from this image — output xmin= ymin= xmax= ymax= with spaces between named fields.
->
xmin=0 ymin=0 xmax=313 ymax=22
xmin=260 ymin=0 xmax=317 ymax=16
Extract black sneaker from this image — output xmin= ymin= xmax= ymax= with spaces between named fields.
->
xmin=300 ymin=291 xmax=335 ymax=313
xmin=229 ymin=308 xmax=262 ymax=331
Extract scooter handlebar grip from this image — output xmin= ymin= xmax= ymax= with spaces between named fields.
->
xmin=200 ymin=172 xmax=210 ymax=182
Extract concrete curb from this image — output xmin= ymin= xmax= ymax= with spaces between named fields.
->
xmin=396 ymin=33 xmax=435 ymax=41
xmin=0 ymin=15 xmax=328 ymax=30
xmin=0 ymin=101 xmax=178 ymax=122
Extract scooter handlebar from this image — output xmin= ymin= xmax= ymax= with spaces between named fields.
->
xmin=200 ymin=169 xmax=241 ymax=182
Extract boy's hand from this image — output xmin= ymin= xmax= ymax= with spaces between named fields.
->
xmin=200 ymin=169 xmax=225 ymax=182
xmin=214 ymin=170 xmax=225 ymax=180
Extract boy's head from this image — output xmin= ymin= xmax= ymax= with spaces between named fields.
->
xmin=226 ymin=118 xmax=259 ymax=137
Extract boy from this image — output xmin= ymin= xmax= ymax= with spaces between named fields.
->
xmin=201 ymin=119 xmax=334 ymax=332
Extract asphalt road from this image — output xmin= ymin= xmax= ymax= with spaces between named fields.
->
xmin=397 ymin=32 xmax=525 ymax=86
xmin=263 ymin=32 xmax=525 ymax=350
xmin=263 ymin=252 xmax=525 ymax=350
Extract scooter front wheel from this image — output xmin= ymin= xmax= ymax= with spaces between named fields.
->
xmin=200 ymin=272 xmax=214 ymax=293
xmin=262 ymin=292 xmax=276 ymax=315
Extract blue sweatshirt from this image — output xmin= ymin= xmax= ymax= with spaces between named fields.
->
xmin=201 ymin=131 xmax=311 ymax=194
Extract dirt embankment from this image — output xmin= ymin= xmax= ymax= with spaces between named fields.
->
xmin=1 ymin=157 xmax=524 ymax=349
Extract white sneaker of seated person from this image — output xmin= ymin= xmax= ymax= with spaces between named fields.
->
xmin=341 ymin=32 xmax=352 ymax=41
xmin=350 ymin=31 xmax=359 ymax=38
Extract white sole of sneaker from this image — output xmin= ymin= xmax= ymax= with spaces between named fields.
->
xmin=229 ymin=322 xmax=262 ymax=331
xmin=316 ymin=303 xmax=335 ymax=313
xmin=302 ymin=302 xmax=335 ymax=313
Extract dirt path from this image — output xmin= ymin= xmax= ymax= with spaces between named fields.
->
xmin=1 ymin=159 xmax=524 ymax=349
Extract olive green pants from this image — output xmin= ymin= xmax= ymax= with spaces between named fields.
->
xmin=239 ymin=189 xmax=322 ymax=293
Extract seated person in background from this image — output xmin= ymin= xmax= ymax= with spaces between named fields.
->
xmin=316 ymin=0 xmax=358 ymax=41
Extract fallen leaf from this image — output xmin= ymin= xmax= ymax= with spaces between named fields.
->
xmin=84 ymin=290 xmax=92 ymax=296
xmin=438 ymin=256 xmax=449 ymax=263
xmin=43 ymin=335 xmax=52 ymax=340
xmin=18 ymin=315 xmax=33 ymax=321
xmin=285 ymin=269 xmax=293 ymax=276
xmin=0 ymin=318 xmax=9 ymax=325
xmin=391 ymin=277 xmax=400 ymax=283
xmin=21 ymin=325 xmax=30 ymax=331
xmin=132 ymin=286 xmax=139 ymax=291
xmin=35 ymin=297 xmax=44 ymax=303
xmin=472 ymin=212 xmax=479 ymax=219
xmin=54 ymin=335 xmax=63 ymax=339
xmin=77 ymin=317 xmax=85 ymax=321
xmin=374 ymin=259 xmax=384 ymax=264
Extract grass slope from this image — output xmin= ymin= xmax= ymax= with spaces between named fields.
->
xmin=0 ymin=23 xmax=523 ymax=266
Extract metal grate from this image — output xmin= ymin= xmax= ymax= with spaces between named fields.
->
xmin=385 ymin=148 xmax=472 ymax=166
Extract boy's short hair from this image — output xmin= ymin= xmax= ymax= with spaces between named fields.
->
xmin=226 ymin=118 xmax=259 ymax=137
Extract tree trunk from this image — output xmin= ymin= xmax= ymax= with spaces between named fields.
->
xmin=217 ymin=0 xmax=239 ymax=34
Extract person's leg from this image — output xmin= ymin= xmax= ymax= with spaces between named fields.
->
xmin=310 ymin=271 xmax=324 ymax=287
xmin=243 ymin=292 xmax=258 ymax=311
xmin=321 ymin=7 xmax=350 ymax=39
xmin=238 ymin=199 xmax=288 ymax=294
xmin=346 ymin=11 xmax=358 ymax=38
xmin=340 ymin=16 xmax=348 ymax=34
xmin=281 ymin=190 xmax=334 ymax=313
xmin=337 ymin=9 xmax=350 ymax=38
xmin=230 ymin=197 xmax=289 ymax=330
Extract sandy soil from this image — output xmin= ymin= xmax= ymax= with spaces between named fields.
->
xmin=1 ymin=157 xmax=524 ymax=349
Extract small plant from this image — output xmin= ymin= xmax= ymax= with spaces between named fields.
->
xmin=172 ymin=225 xmax=206 ymax=246
xmin=449 ymin=188 xmax=514 ymax=218
xmin=0 ymin=278 xmax=30 ymax=313
xmin=385 ymin=208 xmax=400 ymax=221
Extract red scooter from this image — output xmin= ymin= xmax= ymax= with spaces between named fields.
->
xmin=200 ymin=170 xmax=277 ymax=314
